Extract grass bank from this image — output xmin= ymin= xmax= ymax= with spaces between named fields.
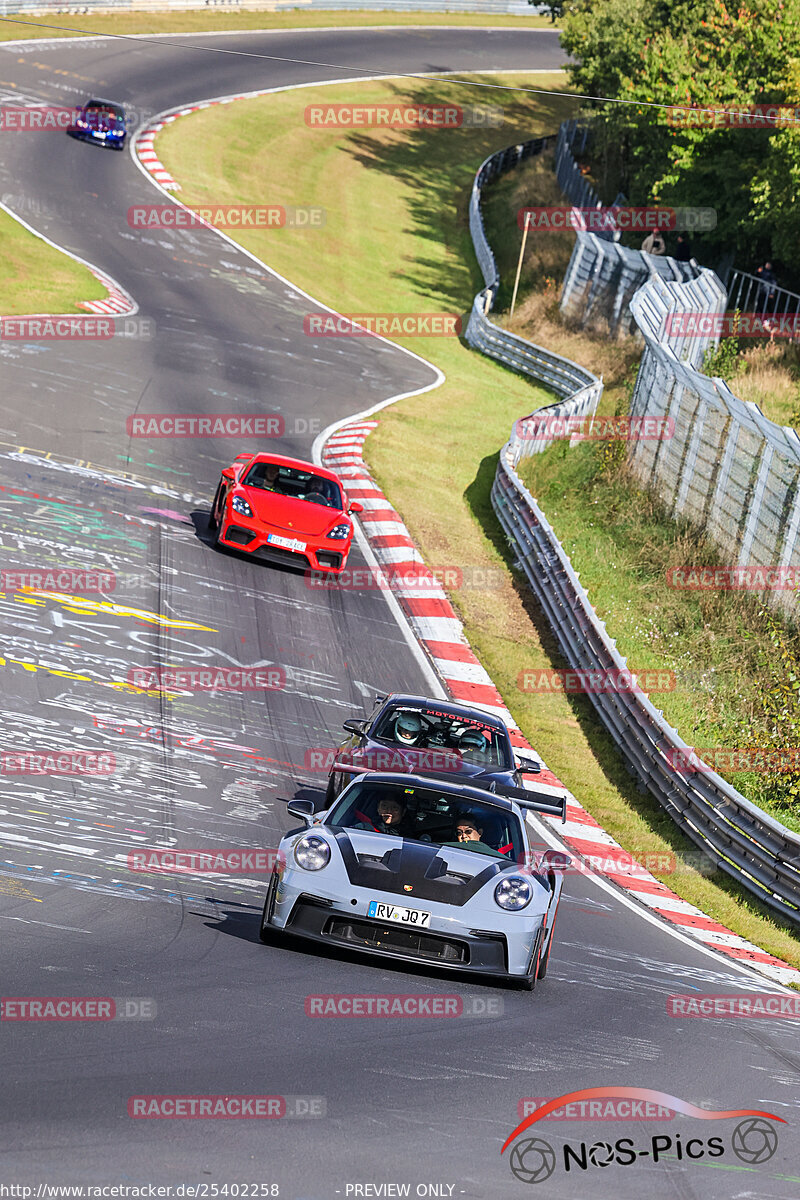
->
xmin=149 ymin=74 xmax=800 ymax=966
xmin=0 ymin=10 xmax=557 ymax=43
xmin=0 ymin=205 xmax=106 ymax=314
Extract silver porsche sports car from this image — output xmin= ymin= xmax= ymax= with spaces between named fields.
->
xmin=259 ymin=772 xmax=570 ymax=990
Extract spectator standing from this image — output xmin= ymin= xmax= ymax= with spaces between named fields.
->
xmin=641 ymin=229 xmax=666 ymax=255
xmin=675 ymin=233 xmax=692 ymax=262
xmin=755 ymin=261 xmax=777 ymax=311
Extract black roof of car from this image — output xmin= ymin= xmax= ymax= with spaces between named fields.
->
xmin=85 ymin=98 xmax=125 ymax=112
xmin=346 ymin=770 xmax=521 ymax=814
xmin=376 ymin=693 xmax=509 ymax=734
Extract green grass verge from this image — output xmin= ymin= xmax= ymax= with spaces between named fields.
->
xmin=0 ymin=206 xmax=107 ymax=314
xmin=0 ymin=10 xmax=558 ymax=43
xmin=152 ymin=73 xmax=800 ymax=969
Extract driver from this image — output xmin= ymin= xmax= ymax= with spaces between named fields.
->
xmin=305 ymin=476 xmax=330 ymax=503
xmin=447 ymin=809 xmax=498 ymax=855
xmin=457 ymin=728 xmax=489 ymax=761
xmin=393 ymin=712 xmax=424 ymax=747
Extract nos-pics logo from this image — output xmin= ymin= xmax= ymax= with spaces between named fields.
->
xmin=502 ymin=1087 xmax=783 ymax=1184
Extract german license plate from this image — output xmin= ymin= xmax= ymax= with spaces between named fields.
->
xmin=368 ymin=900 xmax=431 ymax=928
xmin=268 ymin=533 xmax=307 ymax=552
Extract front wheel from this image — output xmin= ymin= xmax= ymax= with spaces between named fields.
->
xmin=259 ymin=873 xmax=281 ymax=944
xmin=537 ymin=901 xmax=560 ymax=981
xmin=208 ymin=482 xmax=222 ymax=532
xmin=516 ymin=927 xmax=543 ymax=991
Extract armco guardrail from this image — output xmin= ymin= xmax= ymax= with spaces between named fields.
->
xmin=628 ymin=274 xmax=800 ymax=618
xmin=474 ymin=133 xmax=800 ymax=922
xmin=492 ymin=426 xmax=800 ymax=926
xmin=465 ymin=135 xmax=603 ymax=442
xmin=556 ymin=121 xmax=699 ymax=336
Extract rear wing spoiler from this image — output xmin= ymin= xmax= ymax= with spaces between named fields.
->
xmin=493 ymin=782 xmax=567 ymax=824
xmin=332 ymin=762 xmax=567 ymax=823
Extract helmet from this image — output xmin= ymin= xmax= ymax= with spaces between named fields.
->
xmin=394 ymin=712 xmax=423 ymax=745
xmin=458 ymin=728 xmax=487 ymax=754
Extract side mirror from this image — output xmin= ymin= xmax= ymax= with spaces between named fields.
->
xmin=343 ymin=718 xmax=366 ymax=736
xmin=287 ymin=799 xmax=315 ymax=827
xmin=349 ymin=501 xmax=364 ymax=514
xmin=221 ymin=467 xmax=235 ymax=481
xmin=515 ymin=753 xmax=541 ymax=774
xmin=539 ymin=849 xmax=572 ymax=872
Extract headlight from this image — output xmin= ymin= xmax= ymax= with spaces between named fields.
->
xmin=294 ymin=834 xmax=330 ymax=871
xmin=231 ymin=495 xmax=253 ymax=518
xmin=494 ymin=876 xmax=532 ymax=911
xmin=327 ymin=523 xmax=351 ymax=540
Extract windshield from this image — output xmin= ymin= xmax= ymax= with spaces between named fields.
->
xmin=326 ymin=780 xmax=524 ymax=860
xmin=369 ymin=703 xmax=512 ymax=770
xmin=86 ymin=102 xmax=125 ymax=121
xmin=242 ymin=462 xmax=342 ymax=509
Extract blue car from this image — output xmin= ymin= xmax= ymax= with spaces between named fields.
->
xmin=68 ymin=99 xmax=127 ymax=151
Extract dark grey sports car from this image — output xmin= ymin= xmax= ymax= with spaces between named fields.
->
xmin=324 ymin=693 xmax=542 ymax=805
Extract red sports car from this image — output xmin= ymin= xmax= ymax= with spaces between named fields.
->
xmin=208 ymin=452 xmax=362 ymax=574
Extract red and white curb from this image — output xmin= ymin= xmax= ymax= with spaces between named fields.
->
xmin=78 ymin=261 xmax=136 ymax=317
xmin=135 ymin=95 xmax=254 ymax=192
xmin=324 ymin=420 xmax=800 ymax=988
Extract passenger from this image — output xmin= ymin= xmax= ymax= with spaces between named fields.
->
xmin=394 ymin=712 xmax=424 ymax=747
xmin=261 ymin=462 xmax=281 ymax=491
xmin=354 ymin=794 xmax=419 ymax=838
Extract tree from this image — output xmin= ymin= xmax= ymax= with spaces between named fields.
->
xmin=559 ymin=0 xmax=800 ymax=270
